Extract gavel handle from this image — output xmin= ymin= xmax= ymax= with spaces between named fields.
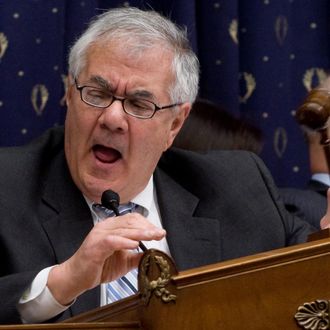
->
xmin=319 ymin=127 xmax=330 ymax=181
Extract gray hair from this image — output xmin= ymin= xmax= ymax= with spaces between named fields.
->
xmin=68 ymin=7 xmax=199 ymax=103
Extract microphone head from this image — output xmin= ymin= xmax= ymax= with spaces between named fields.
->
xmin=101 ymin=189 xmax=120 ymax=210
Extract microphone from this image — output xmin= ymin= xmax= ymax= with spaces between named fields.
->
xmin=101 ymin=189 xmax=120 ymax=216
xmin=101 ymin=189 xmax=147 ymax=252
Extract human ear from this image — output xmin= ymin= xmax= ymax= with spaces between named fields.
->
xmin=65 ymin=75 xmax=75 ymax=106
xmin=164 ymin=102 xmax=191 ymax=150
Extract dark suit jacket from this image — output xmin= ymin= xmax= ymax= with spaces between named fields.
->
xmin=0 ymin=127 xmax=314 ymax=324
xmin=280 ymin=179 xmax=328 ymax=229
xmin=307 ymin=179 xmax=329 ymax=196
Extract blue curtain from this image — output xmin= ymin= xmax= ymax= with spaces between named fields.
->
xmin=0 ymin=0 xmax=329 ymax=188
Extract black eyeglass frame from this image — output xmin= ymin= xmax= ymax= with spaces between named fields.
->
xmin=74 ymin=79 xmax=182 ymax=119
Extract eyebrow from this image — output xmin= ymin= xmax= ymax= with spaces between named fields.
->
xmin=131 ymin=90 xmax=155 ymax=100
xmin=88 ymin=75 xmax=111 ymax=90
xmin=87 ymin=75 xmax=156 ymax=100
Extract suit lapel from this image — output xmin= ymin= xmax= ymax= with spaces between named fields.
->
xmin=39 ymin=150 xmax=99 ymax=316
xmin=154 ymin=168 xmax=222 ymax=271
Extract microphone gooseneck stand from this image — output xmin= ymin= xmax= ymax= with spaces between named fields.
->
xmin=101 ymin=189 xmax=147 ymax=252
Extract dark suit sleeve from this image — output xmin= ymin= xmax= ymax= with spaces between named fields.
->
xmin=249 ymin=153 xmax=316 ymax=245
xmin=0 ymin=128 xmax=64 ymax=324
xmin=0 ymin=198 xmax=51 ymax=324
xmin=280 ymin=187 xmax=325 ymax=229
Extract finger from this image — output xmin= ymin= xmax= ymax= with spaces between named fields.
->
xmin=105 ymin=227 xmax=166 ymax=242
xmin=101 ymin=250 xmax=143 ymax=283
xmin=99 ymin=214 xmax=166 ymax=241
xmin=117 ymin=250 xmax=142 ymax=271
xmin=104 ymin=213 xmax=154 ymax=229
xmin=103 ymin=235 xmax=141 ymax=250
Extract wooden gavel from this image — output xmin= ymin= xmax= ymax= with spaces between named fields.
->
xmin=296 ymin=87 xmax=330 ymax=174
xmin=296 ymin=88 xmax=330 ymax=130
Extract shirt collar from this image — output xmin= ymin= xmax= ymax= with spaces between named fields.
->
xmin=130 ymin=176 xmax=153 ymax=217
xmin=84 ymin=175 xmax=153 ymax=218
xmin=311 ymin=173 xmax=330 ymax=186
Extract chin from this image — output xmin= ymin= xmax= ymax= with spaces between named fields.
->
xmin=78 ymin=177 xmax=106 ymax=203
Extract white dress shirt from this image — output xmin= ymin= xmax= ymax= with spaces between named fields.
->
xmin=311 ymin=173 xmax=330 ymax=186
xmin=17 ymin=175 xmax=170 ymax=323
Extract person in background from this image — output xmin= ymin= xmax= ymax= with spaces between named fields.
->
xmin=280 ymin=128 xmax=329 ymax=229
xmin=280 ymin=77 xmax=330 ymax=229
xmin=173 ymin=98 xmax=264 ymax=154
xmin=0 ymin=6 xmax=324 ymax=325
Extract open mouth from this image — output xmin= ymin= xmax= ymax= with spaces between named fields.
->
xmin=92 ymin=144 xmax=122 ymax=163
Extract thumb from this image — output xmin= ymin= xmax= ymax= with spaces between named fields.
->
xmin=320 ymin=188 xmax=330 ymax=229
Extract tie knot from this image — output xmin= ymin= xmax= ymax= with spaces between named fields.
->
xmin=92 ymin=202 xmax=136 ymax=220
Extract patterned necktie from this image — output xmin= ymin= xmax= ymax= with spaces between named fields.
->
xmin=92 ymin=202 xmax=136 ymax=218
xmin=92 ymin=202 xmax=139 ymax=304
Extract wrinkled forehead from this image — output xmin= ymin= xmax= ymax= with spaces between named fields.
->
xmin=85 ymin=38 xmax=174 ymax=75
xmin=79 ymin=40 xmax=176 ymax=100
xmin=98 ymin=34 xmax=173 ymax=60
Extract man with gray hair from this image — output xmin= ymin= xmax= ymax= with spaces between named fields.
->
xmin=0 ymin=6 xmax=322 ymax=324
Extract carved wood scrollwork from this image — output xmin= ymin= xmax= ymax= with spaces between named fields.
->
xmin=295 ymin=299 xmax=329 ymax=329
xmin=138 ymin=249 xmax=178 ymax=306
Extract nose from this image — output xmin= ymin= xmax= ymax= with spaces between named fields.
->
xmin=108 ymin=95 xmax=126 ymax=110
xmin=98 ymin=97 xmax=128 ymax=132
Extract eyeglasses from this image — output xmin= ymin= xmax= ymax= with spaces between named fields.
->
xmin=74 ymin=79 xmax=181 ymax=119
